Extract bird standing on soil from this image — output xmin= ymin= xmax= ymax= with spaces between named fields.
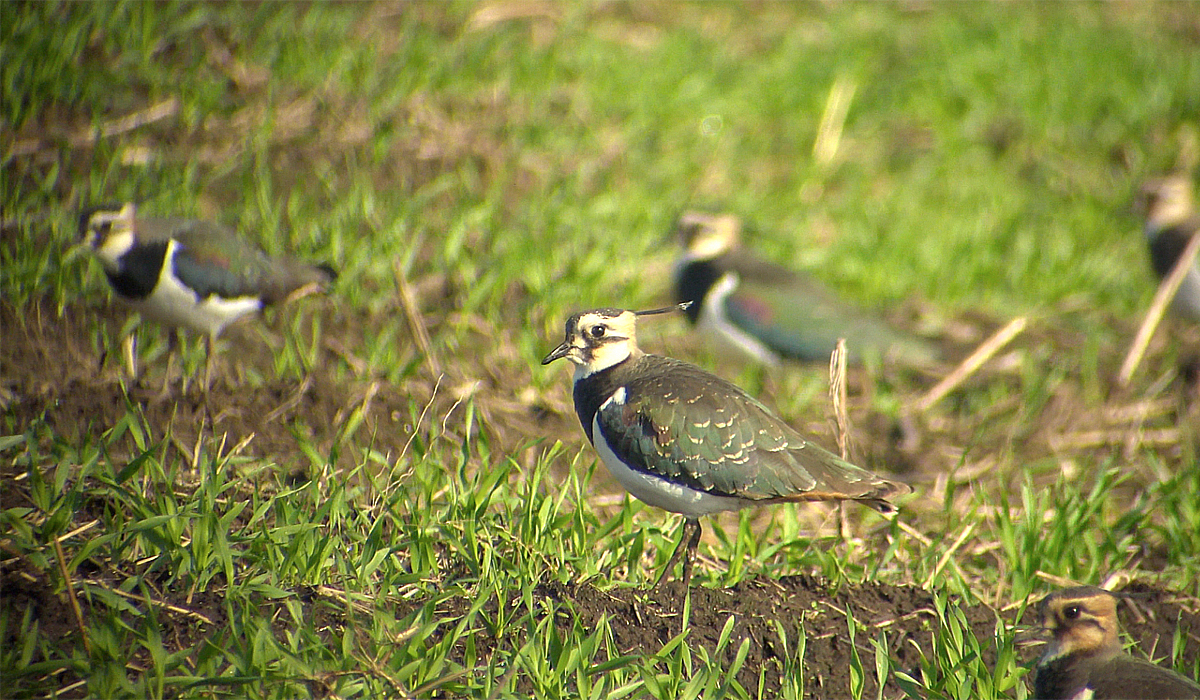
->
xmin=673 ymin=210 xmax=939 ymax=367
xmin=1033 ymin=586 xmax=1200 ymax=700
xmin=541 ymin=304 xmax=909 ymax=596
xmin=80 ymin=202 xmax=336 ymax=394
xmin=1139 ymin=175 xmax=1200 ymax=323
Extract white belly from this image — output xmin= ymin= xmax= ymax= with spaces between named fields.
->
xmin=129 ymin=259 xmax=262 ymax=336
xmin=591 ymin=413 xmax=748 ymax=518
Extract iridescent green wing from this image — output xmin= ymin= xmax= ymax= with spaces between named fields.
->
xmin=595 ymin=356 xmax=903 ymax=504
xmin=148 ymin=217 xmax=329 ymax=303
xmin=724 ymin=257 xmax=938 ymax=365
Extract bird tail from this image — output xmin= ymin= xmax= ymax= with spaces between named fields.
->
xmin=315 ymin=263 xmax=338 ymax=282
xmin=277 ymin=262 xmax=337 ymax=304
xmin=858 ymin=497 xmax=900 ymax=515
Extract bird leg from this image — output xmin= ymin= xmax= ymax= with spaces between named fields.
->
xmin=652 ymin=517 xmax=702 ymax=591
xmin=153 ymin=330 xmax=178 ymax=402
xmin=203 ymin=334 xmax=214 ymax=395
xmin=124 ymin=333 xmax=139 ymax=384
xmin=679 ymin=518 xmax=702 ymax=591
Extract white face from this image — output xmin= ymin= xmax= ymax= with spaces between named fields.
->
xmin=677 ymin=211 xmax=740 ymax=262
xmin=1143 ymin=176 xmax=1194 ymax=232
xmin=543 ymin=310 xmax=641 ymax=378
xmin=83 ymin=204 xmax=137 ymax=270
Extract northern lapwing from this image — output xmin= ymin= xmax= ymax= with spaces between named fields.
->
xmin=541 ymin=303 xmax=910 ymax=594
xmin=1033 ymin=586 xmax=1200 ymax=700
xmin=80 ymin=202 xmax=336 ymax=393
xmin=673 ymin=210 xmax=939 ymax=367
xmin=1139 ymin=175 xmax=1200 ymax=322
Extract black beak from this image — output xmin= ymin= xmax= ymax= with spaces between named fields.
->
xmin=541 ymin=342 xmax=571 ymax=365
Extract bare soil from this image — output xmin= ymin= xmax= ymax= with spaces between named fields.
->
xmin=3 ymin=547 xmax=1198 ymax=697
xmin=4 ymin=292 xmax=1199 ymax=697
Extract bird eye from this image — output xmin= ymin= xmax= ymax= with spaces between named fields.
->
xmin=1063 ymin=605 xmax=1080 ymax=620
xmin=588 ymin=325 xmax=606 ymax=339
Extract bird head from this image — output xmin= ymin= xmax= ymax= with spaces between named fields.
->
xmin=1037 ymin=586 xmax=1122 ymax=664
xmin=80 ymin=203 xmax=138 ymax=270
xmin=676 ymin=210 xmax=742 ymax=263
xmin=1139 ymin=175 xmax=1194 ymax=233
xmin=542 ymin=303 xmax=690 ymax=378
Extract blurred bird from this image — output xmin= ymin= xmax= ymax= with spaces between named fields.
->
xmin=1139 ymin=175 xmax=1200 ymax=322
xmin=542 ymin=303 xmax=909 ymax=597
xmin=673 ymin=211 xmax=939 ymax=367
xmin=1033 ymin=586 xmax=1200 ymax=700
xmin=80 ymin=202 xmax=336 ymax=394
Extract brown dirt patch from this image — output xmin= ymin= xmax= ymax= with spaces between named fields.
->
xmin=7 ymin=546 xmax=1197 ymax=699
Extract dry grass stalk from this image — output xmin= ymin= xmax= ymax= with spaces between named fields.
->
xmin=9 ymin=98 xmax=179 ymax=158
xmin=916 ymin=316 xmax=1028 ymax=412
xmin=394 ymin=259 xmax=443 ymax=377
xmin=828 ymin=339 xmax=852 ymax=540
xmin=52 ymin=537 xmax=91 ymax=654
xmin=828 ymin=338 xmax=851 ymax=460
xmin=1047 ymin=427 xmax=1180 ymax=452
xmin=814 ymin=75 xmax=856 ymax=166
xmin=922 ymin=522 xmax=976 ymax=589
xmin=88 ymin=580 xmax=215 ymax=625
xmin=1101 ymin=398 xmax=1176 ymax=425
xmin=1035 ymin=571 xmax=1083 ymax=588
xmin=1119 ymin=228 xmax=1200 ymax=386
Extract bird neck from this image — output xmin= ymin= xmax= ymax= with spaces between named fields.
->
xmin=571 ymin=353 xmax=637 ymax=443
xmin=93 ymin=228 xmax=138 ymax=272
xmin=102 ymin=238 xmax=171 ymax=299
xmin=674 ymin=258 xmax=723 ymax=324
xmin=1033 ymin=652 xmax=1089 ymax=700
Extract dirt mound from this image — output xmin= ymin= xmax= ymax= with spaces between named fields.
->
xmin=5 ymin=538 xmax=1197 ymax=699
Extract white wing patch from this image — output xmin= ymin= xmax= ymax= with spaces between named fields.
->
xmin=601 ymin=387 xmax=627 ymax=408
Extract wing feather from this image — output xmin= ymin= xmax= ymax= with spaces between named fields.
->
xmin=594 ymin=356 xmax=907 ymax=505
xmin=147 ymin=217 xmax=332 ymax=303
xmin=720 ymin=252 xmax=938 ymax=366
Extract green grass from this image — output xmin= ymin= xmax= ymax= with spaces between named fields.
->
xmin=4 ymin=1 xmax=1200 ymax=698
